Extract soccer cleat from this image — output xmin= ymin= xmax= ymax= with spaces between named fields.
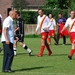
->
xmin=29 ymin=51 xmax=32 ymax=56
xmin=37 ymin=54 xmax=43 ymax=57
xmin=68 ymin=55 xmax=72 ymax=60
xmin=48 ymin=51 xmax=52 ymax=56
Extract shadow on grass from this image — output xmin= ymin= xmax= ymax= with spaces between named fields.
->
xmin=14 ymin=66 xmax=53 ymax=72
xmin=51 ymin=54 xmax=68 ymax=56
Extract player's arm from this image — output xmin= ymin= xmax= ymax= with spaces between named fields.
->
xmin=14 ymin=27 xmax=20 ymax=33
xmin=61 ymin=19 xmax=69 ymax=33
xmin=35 ymin=17 xmax=40 ymax=34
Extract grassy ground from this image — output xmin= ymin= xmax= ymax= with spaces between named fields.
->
xmin=0 ymin=37 xmax=75 ymax=75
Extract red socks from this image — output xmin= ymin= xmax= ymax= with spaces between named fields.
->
xmin=39 ymin=46 xmax=45 ymax=56
xmin=69 ymin=49 xmax=75 ymax=56
xmin=48 ymin=38 xmax=51 ymax=44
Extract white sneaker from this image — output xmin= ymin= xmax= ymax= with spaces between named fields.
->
xmin=14 ymin=51 xmax=17 ymax=56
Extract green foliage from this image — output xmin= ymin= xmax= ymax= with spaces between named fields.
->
xmin=44 ymin=0 xmax=68 ymax=9
xmin=21 ymin=9 xmax=68 ymax=24
xmin=70 ymin=0 xmax=75 ymax=9
xmin=12 ymin=0 xmax=27 ymax=10
xmin=22 ymin=11 xmax=38 ymax=24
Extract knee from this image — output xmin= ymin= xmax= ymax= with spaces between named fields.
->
xmin=19 ymin=42 xmax=23 ymax=47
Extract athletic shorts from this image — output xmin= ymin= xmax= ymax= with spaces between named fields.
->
xmin=70 ymin=32 xmax=75 ymax=44
xmin=41 ymin=32 xmax=48 ymax=40
xmin=48 ymin=30 xmax=55 ymax=37
xmin=14 ymin=34 xmax=24 ymax=42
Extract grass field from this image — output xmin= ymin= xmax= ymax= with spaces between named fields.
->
xmin=0 ymin=37 xmax=75 ymax=75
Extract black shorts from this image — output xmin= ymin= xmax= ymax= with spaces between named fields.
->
xmin=14 ymin=34 xmax=24 ymax=42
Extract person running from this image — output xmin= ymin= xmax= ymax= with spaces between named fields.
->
xmin=13 ymin=11 xmax=32 ymax=56
xmin=35 ymin=9 xmax=52 ymax=57
xmin=61 ymin=10 xmax=75 ymax=60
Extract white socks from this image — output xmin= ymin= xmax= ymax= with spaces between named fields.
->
xmin=13 ymin=48 xmax=17 ymax=56
xmin=23 ymin=44 xmax=31 ymax=53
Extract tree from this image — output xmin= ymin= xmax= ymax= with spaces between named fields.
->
xmin=12 ymin=0 xmax=28 ymax=16
xmin=45 ymin=0 xmax=58 ymax=9
xmin=44 ymin=0 xmax=68 ymax=9
xmin=58 ymin=0 xmax=68 ymax=9
xmin=70 ymin=0 xmax=75 ymax=9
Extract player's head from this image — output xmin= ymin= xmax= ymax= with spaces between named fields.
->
xmin=38 ymin=8 xmax=44 ymax=17
xmin=9 ymin=10 xmax=16 ymax=19
xmin=49 ymin=13 xmax=53 ymax=19
xmin=70 ymin=10 xmax=75 ymax=19
xmin=15 ymin=11 xmax=20 ymax=19
xmin=58 ymin=13 xmax=62 ymax=18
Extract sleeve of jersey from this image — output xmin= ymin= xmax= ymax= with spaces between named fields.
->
xmin=36 ymin=16 xmax=40 ymax=31
xmin=65 ymin=19 xmax=69 ymax=27
xmin=53 ymin=19 xmax=56 ymax=26
xmin=46 ymin=17 xmax=52 ymax=28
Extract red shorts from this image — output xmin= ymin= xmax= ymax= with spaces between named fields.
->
xmin=70 ymin=32 xmax=75 ymax=44
xmin=48 ymin=30 xmax=55 ymax=37
xmin=41 ymin=32 xmax=48 ymax=40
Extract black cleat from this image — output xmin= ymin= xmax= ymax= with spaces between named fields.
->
xmin=3 ymin=70 xmax=15 ymax=73
xmin=29 ymin=51 xmax=32 ymax=56
xmin=68 ymin=55 xmax=72 ymax=60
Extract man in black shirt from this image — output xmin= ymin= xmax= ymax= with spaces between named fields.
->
xmin=13 ymin=11 xmax=32 ymax=56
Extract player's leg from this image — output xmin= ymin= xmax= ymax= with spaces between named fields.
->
xmin=68 ymin=43 xmax=75 ymax=60
xmin=13 ymin=37 xmax=18 ymax=56
xmin=37 ymin=38 xmax=45 ymax=57
xmin=45 ymin=37 xmax=52 ymax=56
xmin=48 ymin=35 xmax=51 ymax=45
xmin=19 ymin=42 xmax=32 ymax=56
xmin=37 ymin=32 xmax=47 ymax=57
xmin=48 ymin=30 xmax=51 ymax=44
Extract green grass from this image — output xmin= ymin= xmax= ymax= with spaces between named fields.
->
xmin=0 ymin=37 xmax=75 ymax=75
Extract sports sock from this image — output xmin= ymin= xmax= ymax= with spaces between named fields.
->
xmin=23 ymin=44 xmax=31 ymax=53
xmin=69 ymin=49 xmax=75 ymax=56
xmin=13 ymin=48 xmax=17 ymax=55
xmin=39 ymin=46 xmax=45 ymax=55
xmin=46 ymin=44 xmax=52 ymax=53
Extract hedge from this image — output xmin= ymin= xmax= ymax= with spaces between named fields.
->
xmin=21 ymin=9 xmax=69 ymax=24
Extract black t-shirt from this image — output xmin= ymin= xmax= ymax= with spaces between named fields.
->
xmin=16 ymin=17 xmax=24 ymax=35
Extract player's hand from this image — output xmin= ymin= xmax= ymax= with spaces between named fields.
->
xmin=35 ymin=31 xmax=38 ymax=34
xmin=43 ymin=27 xmax=48 ymax=31
xmin=6 ymin=40 xmax=10 ymax=44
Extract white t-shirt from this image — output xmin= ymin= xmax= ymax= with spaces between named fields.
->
xmin=36 ymin=15 xmax=51 ymax=33
xmin=65 ymin=18 xmax=75 ymax=32
xmin=49 ymin=18 xmax=56 ymax=30
xmin=1 ymin=16 xmax=14 ymax=44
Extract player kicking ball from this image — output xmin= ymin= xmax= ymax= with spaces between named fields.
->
xmin=13 ymin=11 xmax=32 ymax=56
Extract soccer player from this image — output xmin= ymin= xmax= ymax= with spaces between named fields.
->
xmin=48 ymin=13 xmax=57 ymax=45
xmin=57 ymin=13 xmax=66 ymax=45
xmin=61 ymin=10 xmax=75 ymax=60
xmin=13 ymin=11 xmax=32 ymax=56
xmin=35 ymin=9 xmax=52 ymax=57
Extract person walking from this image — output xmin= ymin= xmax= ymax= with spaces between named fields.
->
xmin=13 ymin=11 xmax=32 ymax=56
xmin=57 ymin=13 xmax=66 ymax=45
xmin=35 ymin=9 xmax=52 ymax=57
xmin=61 ymin=10 xmax=75 ymax=60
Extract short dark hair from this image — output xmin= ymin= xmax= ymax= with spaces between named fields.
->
xmin=38 ymin=8 xmax=44 ymax=12
xmin=16 ymin=11 xmax=20 ymax=16
xmin=59 ymin=13 xmax=62 ymax=15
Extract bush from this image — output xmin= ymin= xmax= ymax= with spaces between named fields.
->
xmin=21 ymin=9 xmax=68 ymax=24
